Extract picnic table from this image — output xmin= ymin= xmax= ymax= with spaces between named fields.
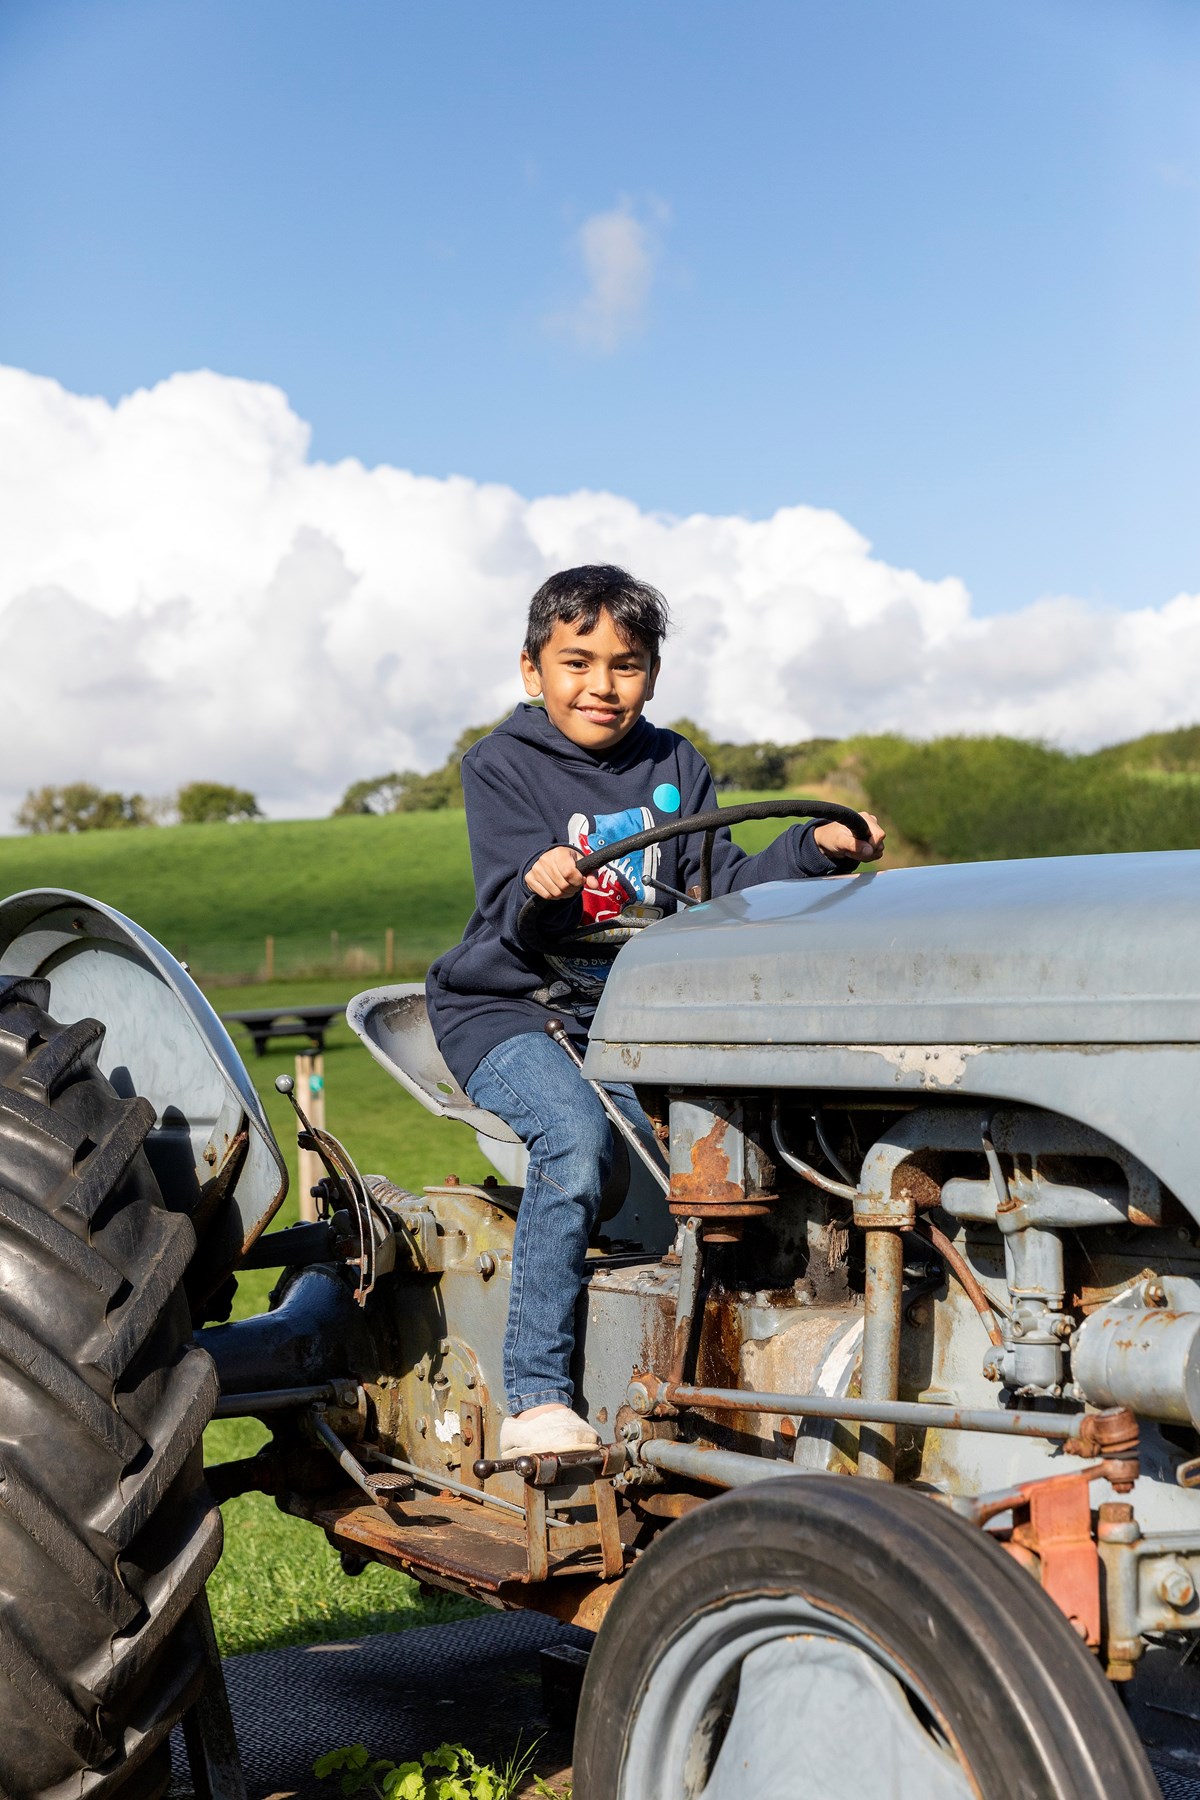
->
xmin=221 ymin=1003 xmax=345 ymax=1057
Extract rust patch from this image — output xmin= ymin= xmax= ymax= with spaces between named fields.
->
xmin=668 ymin=1116 xmax=775 ymax=1228
xmin=892 ymin=1159 xmax=942 ymax=1213
xmin=301 ymin=1483 xmax=638 ymax=1609
xmin=670 ymin=1117 xmax=741 ymax=1207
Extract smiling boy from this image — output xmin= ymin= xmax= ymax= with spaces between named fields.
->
xmin=426 ymin=564 xmax=884 ymax=1456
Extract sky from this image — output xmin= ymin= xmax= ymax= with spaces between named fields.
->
xmin=1 ymin=0 xmax=1199 ymax=818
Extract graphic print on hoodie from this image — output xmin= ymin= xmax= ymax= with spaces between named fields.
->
xmin=540 ymin=805 xmax=665 ymax=1001
xmin=425 ymin=704 xmax=845 ymax=1090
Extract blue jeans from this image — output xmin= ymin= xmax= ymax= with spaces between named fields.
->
xmin=466 ymin=1030 xmax=656 ymax=1413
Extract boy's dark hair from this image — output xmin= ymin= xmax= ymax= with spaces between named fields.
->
xmin=524 ymin=564 xmax=670 ymax=666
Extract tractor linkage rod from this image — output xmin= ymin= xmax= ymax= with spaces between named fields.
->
xmin=628 ymin=1375 xmax=1088 ymax=1441
xmin=214 ymin=1381 xmax=355 ymax=1417
xmin=544 ymin=1018 xmax=670 ymax=1195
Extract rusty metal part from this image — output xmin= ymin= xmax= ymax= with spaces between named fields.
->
xmin=526 ymin=1477 xmax=624 ymax=1584
xmin=1062 ymin=1406 xmax=1140 ymax=1491
xmin=544 ymin=1018 xmax=670 ymax=1195
xmin=948 ymin=1412 xmax=1141 ymax=1662
xmin=629 ymin=1372 xmax=1094 ymax=1440
xmin=298 ymin=1489 xmax=541 ymax=1596
xmin=293 ymin=1468 xmax=633 ymax=1606
xmin=633 ymin=1438 xmax=807 ymax=1490
xmin=666 ymin=1216 xmax=705 ymax=1388
xmin=1011 ymin=1469 xmax=1102 ymax=1649
xmin=860 ymin=1226 xmax=904 ymax=1480
xmin=913 ymin=1217 xmax=1005 ymax=1348
xmin=667 ymin=1097 xmax=777 ymax=1231
xmin=473 ymin=1443 xmax=627 ymax=1484
xmin=630 ymin=1490 xmax=706 ymax=1519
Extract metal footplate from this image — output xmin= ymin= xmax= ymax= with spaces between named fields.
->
xmin=473 ymin=1445 xmax=628 ymax=1583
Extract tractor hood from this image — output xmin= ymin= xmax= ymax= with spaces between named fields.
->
xmin=588 ymin=851 xmax=1200 ymax=1051
xmin=583 ymin=851 xmax=1200 ymax=1208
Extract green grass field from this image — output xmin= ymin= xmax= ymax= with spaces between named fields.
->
xmin=0 ymin=795 xmax=803 ymax=985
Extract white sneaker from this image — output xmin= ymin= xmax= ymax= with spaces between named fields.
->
xmin=499 ymin=1405 xmax=601 ymax=1458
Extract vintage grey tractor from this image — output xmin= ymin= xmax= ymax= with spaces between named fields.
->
xmin=2 ymin=800 xmax=1199 ymax=1799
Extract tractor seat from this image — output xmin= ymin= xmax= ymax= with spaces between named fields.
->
xmin=345 ymin=984 xmax=522 ymax=1145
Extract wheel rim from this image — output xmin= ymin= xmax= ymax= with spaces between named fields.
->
xmin=618 ymin=1593 xmax=979 ymax=1800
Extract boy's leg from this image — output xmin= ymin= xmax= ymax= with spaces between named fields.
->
xmin=466 ymin=1032 xmax=649 ymax=1420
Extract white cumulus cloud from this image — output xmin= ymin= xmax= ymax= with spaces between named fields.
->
xmin=550 ymin=200 xmax=662 ymax=352
xmin=0 ymin=361 xmax=1197 ymax=827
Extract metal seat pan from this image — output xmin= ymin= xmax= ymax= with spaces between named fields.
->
xmin=345 ymin=985 xmax=521 ymax=1146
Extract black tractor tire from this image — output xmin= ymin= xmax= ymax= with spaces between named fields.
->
xmin=574 ymin=1474 xmax=1158 ymax=1800
xmin=0 ymin=975 xmax=222 ymax=1800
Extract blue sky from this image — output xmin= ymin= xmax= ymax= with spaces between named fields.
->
xmin=1 ymin=0 xmax=1198 ymax=620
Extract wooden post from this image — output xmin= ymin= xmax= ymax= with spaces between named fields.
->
xmin=330 ymin=928 xmax=339 ymax=969
xmin=294 ymin=1050 xmax=325 ymax=1224
xmin=264 ymin=935 xmax=275 ymax=982
xmin=385 ymin=926 xmax=395 ymax=975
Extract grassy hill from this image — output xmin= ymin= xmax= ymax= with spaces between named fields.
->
xmin=0 ymin=794 xmax=815 ymax=984
xmin=4 ymin=722 xmax=1200 ymax=984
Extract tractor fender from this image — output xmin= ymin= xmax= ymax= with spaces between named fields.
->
xmin=0 ymin=888 xmax=287 ymax=1267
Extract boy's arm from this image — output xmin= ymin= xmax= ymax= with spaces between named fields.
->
xmin=462 ymin=755 xmax=583 ymax=948
xmin=674 ymin=753 xmax=869 ymax=895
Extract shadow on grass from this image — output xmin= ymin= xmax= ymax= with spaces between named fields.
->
xmin=208 ymin=1487 xmax=486 ymax=1660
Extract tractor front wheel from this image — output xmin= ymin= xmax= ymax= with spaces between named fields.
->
xmin=573 ymin=1474 xmax=1157 ymax=1800
xmin=0 ymin=976 xmax=222 ymax=1800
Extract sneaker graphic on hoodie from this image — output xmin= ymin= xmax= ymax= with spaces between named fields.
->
xmin=567 ymin=804 xmax=662 ymax=920
xmin=538 ymin=805 xmax=666 ymax=1002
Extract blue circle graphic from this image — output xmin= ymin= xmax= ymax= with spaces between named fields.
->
xmin=653 ymin=782 xmax=681 ymax=814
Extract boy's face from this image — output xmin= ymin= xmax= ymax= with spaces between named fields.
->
xmin=520 ymin=609 xmax=659 ymax=752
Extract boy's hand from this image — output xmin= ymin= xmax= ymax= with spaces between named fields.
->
xmin=813 ymin=813 xmax=886 ymax=864
xmin=524 ymin=845 xmax=602 ymax=901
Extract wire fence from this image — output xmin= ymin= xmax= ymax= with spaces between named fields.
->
xmin=174 ymin=928 xmax=444 ymax=988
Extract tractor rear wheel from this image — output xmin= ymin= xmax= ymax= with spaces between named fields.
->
xmin=0 ymin=975 xmax=222 ymax=1800
xmin=573 ymin=1474 xmax=1158 ymax=1800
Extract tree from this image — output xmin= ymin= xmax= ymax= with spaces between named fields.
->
xmin=333 ymin=721 xmax=501 ymax=816
xmin=668 ymin=718 xmax=788 ymax=790
xmin=333 ymin=773 xmax=414 ymax=816
xmin=16 ymin=784 xmax=156 ymax=834
xmin=176 ymin=781 xmax=262 ymax=824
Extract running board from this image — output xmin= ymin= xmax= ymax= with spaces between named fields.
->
xmin=282 ymin=1485 xmax=633 ymax=1630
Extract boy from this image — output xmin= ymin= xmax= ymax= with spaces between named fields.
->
xmin=426 ymin=564 xmax=884 ymax=1456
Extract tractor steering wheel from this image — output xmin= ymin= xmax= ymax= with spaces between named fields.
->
xmin=516 ymin=797 xmax=872 ymax=953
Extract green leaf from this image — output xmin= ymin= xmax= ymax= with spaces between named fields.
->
xmin=315 ymin=1746 xmax=370 ymax=1780
xmin=380 ymin=1765 xmax=426 ymax=1800
xmin=423 ymin=1746 xmax=462 ymax=1772
xmin=429 ymin=1779 xmax=471 ymax=1800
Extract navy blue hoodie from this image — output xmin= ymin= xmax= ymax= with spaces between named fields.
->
xmin=426 ymin=705 xmax=846 ymax=1087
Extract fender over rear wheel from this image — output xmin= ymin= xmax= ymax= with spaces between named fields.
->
xmin=573 ymin=1474 xmax=1158 ymax=1800
xmin=0 ymin=976 xmax=222 ymax=1800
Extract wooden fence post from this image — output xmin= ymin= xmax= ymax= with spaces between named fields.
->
xmin=385 ymin=926 xmax=395 ymax=975
xmin=330 ymin=928 xmax=339 ymax=968
xmin=294 ymin=1050 xmax=325 ymax=1224
xmin=264 ymin=935 xmax=275 ymax=982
